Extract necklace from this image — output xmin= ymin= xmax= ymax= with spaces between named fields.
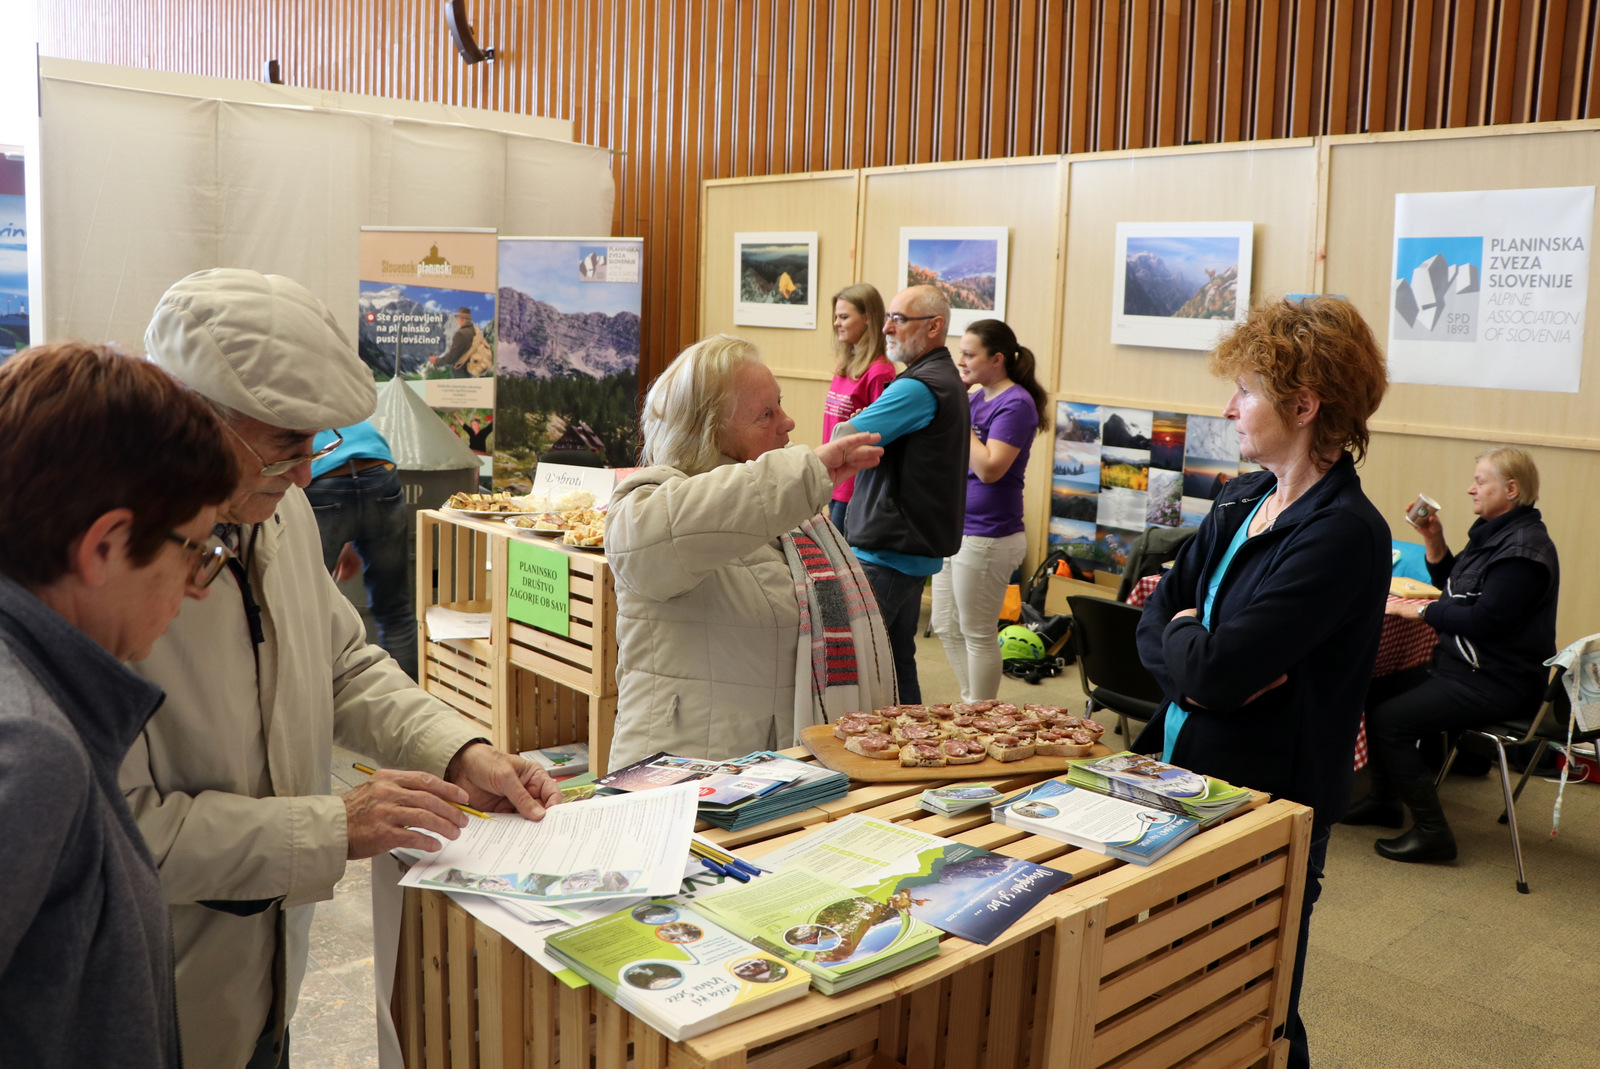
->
xmin=1253 ymin=488 xmax=1284 ymax=533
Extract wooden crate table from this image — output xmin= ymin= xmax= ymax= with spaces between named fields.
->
xmin=416 ymin=509 xmax=618 ymax=769
xmin=388 ymin=749 xmax=1312 ymax=1069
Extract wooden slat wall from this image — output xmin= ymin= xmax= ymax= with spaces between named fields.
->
xmin=38 ymin=0 xmax=1600 ymax=381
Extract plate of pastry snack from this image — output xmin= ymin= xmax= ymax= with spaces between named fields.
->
xmin=800 ymin=701 xmax=1113 ymax=781
xmin=506 ymin=507 xmax=605 ymax=549
xmin=441 ymin=491 xmax=539 ymax=518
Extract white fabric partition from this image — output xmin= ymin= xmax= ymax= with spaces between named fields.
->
xmin=37 ymin=60 xmax=613 ymax=351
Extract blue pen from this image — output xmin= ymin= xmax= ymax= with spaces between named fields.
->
xmin=727 ymin=858 xmax=763 ymax=879
xmin=699 ymin=856 xmax=749 ymax=882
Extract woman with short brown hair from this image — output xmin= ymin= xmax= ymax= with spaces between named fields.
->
xmin=0 ymin=342 xmax=236 ymax=1068
xmin=1135 ymin=296 xmax=1392 ymax=1069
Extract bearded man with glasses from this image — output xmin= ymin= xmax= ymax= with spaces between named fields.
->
xmin=831 ymin=285 xmax=971 ymax=703
xmin=126 ymin=268 xmax=562 ymax=1069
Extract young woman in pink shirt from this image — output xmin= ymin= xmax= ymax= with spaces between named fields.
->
xmin=821 ymin=284 xmax=895 ymax=536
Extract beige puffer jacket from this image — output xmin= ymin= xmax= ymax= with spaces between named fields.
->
xmin=606 ymin=446 xmax=833 ymax=768
xmin=122 ymin=486 xmax=481 ymax=1068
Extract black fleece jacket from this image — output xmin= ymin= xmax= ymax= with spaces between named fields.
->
xmin=1133 ymin=453 xmax=1391 ymax=823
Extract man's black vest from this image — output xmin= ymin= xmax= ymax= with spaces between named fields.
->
xmin=846 ymin=346 xmax=970 ymax=560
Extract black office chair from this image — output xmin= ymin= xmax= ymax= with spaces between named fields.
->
xmin=1435 ymin=665 xmax=1600 ymax=894
xmin=1067 ymin=595 xmax=1165 ymax=741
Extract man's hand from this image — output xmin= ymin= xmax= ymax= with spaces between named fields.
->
xmin=343 ymin=769 xmax=471 ymax=859
xmin=445 ymin=743 xmax=562 ymax=821
xmin=813 ymin=432 xmax=883 ymax=485
xmin=332 ymin=543 xmax=361 ymax=583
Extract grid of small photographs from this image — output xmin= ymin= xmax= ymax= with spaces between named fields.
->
xmin=1050 ymin=401 xmax=1257 ymax=574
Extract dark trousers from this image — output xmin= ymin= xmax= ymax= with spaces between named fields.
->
xmin=305 ymin=464 xmax=417 ymax=679
xmin=1366 ymin=666 xmax=1500 ymax=783
xmin=828 ymin=498 xmax=849 ymax=541
xmin=1283 ymin=825 xmax=1330 ymax=1069
xmin=859 ymin=561 xmax=927 ymax=704
xmin=246 ymin=1020 xmax=289 ymax=1069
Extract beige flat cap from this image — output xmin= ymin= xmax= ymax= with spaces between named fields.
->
xmin=144 ymin=268 xmax=376 ymax=430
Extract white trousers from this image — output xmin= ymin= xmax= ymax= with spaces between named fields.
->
xmin=930 ymin=532 xmax=1028 ymax=702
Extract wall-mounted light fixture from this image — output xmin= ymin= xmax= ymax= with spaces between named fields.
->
xmin=262 ymin=59 xmax=283 ymax=83
xmin=444 ymin=1 xmax=495 ymax=64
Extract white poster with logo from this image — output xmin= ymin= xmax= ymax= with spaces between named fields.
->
xmin=1388 ymin=187 xmax=1594 ymax=393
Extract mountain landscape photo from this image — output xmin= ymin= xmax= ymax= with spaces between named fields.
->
xmin=1123 ymin=236 xmax=1241 ymax=320
xmin=739 ymin=243 xmax=810 ymax=305
xmin=358 ymin=283 xmax=495 ymax=380
xmin=906 ymin=238 xmax=997 ymax=310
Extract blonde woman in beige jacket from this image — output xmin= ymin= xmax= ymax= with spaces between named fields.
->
xmin=607 ymin=335 xmax=892 ymax=768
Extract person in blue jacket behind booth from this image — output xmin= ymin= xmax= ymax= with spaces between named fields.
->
xmin=305 ymin=420 xmax=416 ymax=679
xmin=1133 ymin=296 xmax=1391 ymax=1069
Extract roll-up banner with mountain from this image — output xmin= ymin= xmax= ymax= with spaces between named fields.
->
xmin=494 ymin=237 xmax=644 ymax=493
xmin=358 ymin=228 xmax=500 ymax=483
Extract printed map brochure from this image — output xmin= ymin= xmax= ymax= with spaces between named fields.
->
xmin=687 ymin=867 xmax=942 ymax=994
xmin=758 ymin=814 xmax=1070 ymax=945
xmin=545 ymin=898 xmax=810 ymax=1040
xmin=1066 ymin=752 xmax=1253 ymax=821
xmin=991 ymin=778 xmax=1201 ymax=865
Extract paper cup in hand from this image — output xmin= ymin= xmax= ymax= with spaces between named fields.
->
xmin=1405 ymin=493 xmax=1441 ymax=528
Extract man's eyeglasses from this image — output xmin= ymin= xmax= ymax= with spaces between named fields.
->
xmin=166 ymin=532 xmax=235 ymax=588
xmin=885 ymin=313 xmax=939 ymax=327
xmin=224 ymin=423 xmax=343 ymax=478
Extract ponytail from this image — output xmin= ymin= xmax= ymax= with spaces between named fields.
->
xmin=965 ymin=319 xmax=1049 ymax=432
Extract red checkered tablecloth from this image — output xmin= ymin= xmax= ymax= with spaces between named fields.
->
xmin=1128 ymin=572 xmax=1162 ymax=607
xmin=1353 ymin=598 xmax=1439 ymax=768
xmin=1120 ymin=574 xmax=1436 ymax=769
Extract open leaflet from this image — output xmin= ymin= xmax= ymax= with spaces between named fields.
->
xmin=756 ymin=813 xmax=1071 ymax=945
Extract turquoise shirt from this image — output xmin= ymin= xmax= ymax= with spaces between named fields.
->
xmin=836 ymin=376 xmax=945 ymax=576
xmin=310 ymin=421 xmax=394 ymax=478
xmin=1162 ymin=492 xmax=1271 ymax=761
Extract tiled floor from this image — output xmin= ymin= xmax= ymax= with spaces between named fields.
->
xmin=294 ymin=749 xmax=381 ymax=1069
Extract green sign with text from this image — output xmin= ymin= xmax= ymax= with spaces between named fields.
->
xmin=506 ymin=540 xmax=570 ymax=636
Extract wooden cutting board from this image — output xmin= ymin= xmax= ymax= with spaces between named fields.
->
xmin=799 ymin=725 xmax=1113 ymax=783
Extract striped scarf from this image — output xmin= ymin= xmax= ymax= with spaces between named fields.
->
xmin=782 ymin=514 xmax=897 ymax=733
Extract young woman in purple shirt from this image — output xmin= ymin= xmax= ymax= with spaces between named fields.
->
xmin=930 ymin=319 xmax=1050 ymax=700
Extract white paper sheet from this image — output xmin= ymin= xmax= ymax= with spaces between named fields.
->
xmin=398 ymin=784 xmax=699 ymax=904
xmin=424 ymin=605 xmax=492 ymax=641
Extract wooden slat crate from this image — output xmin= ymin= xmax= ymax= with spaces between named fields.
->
xmin=390 ymin=761 xmax=1310 ymax=1069
xmin=416 ymin=510 xmax=619 ymax=765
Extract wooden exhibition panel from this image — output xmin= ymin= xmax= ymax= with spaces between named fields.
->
xmin=1322 ymin=123 xmax=1600 ymax=448
xmin=390 ymin=753 xmax=1310 ymax=1069
xmin=1057 ymin=139 xmax=1321 ymax=411
xmin=858 ymin=157 xmax=1066 ymax=569
xmin=699 ymin=167 xmax=863 ymax=429
xmin=416 ymin=510 xmax=619 ymax=766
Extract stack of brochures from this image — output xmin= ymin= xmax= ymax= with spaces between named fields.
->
xmin=759 ymin=814 xmax=1071 ymax=945
xmin=1065 ymin=752 xmax=1253 ymax=822
xmin=991 ymin=777 xmax=1202 ymax=865
xmin=687 ymin=867 xmax=942 ymax=994
xmin=519 ymin=742 xmax=590 ymax=777
xmin=545 ymin=897 xmax=811 ymax=1039
xmin=918 ymin=783 xmax=1005 ymax=816
xmin=596 ymin=750 xmax=849 ymax=831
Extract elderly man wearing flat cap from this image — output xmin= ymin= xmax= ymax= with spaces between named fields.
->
xmin=123 ymin=268 xmax=562 ymax=1069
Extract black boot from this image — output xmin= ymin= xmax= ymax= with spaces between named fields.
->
xmin=1374 ymin=777 xmax=1458 ymax=862
xmin=1342 ymin=786 xmax=1404 ymax=828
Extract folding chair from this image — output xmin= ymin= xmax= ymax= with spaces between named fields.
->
xmin=1437 ymin=666 xmax=1600 ymax=893
xmin=1066 ymin=595 xmax=1165 ymax=741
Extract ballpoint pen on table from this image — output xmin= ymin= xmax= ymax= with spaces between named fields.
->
xmin=689 ymin=837 xmax=762 ymax=879
xmin=351 ymin=762 xmax=490 ymax=819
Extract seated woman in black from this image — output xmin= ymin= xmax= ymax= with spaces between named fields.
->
xmin=1346 ymin=447 xmax=1559 ymax=863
